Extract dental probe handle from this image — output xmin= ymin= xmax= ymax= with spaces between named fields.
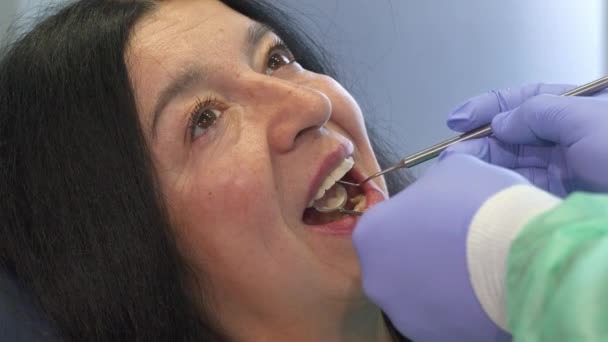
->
xmin=397 ymin=75 xmax=608 ymax=169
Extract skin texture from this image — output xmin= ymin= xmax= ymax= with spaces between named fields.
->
xmin=127 ymin=0 xmax=390 ymax=340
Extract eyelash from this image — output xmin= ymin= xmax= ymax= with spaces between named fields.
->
xmin=268 ymin=38 xmax=291 ymax=56
xmin=186 ymin=38 xmax=295 ymax=141
xmin=265 ymin=38 xmax=296 ymax=74
xmin=187 ymin=96 xmax=221 ymax=141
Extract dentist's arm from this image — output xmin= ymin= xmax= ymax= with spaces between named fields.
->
xmin=355 ymin=153 xmax=608 ymax=341
xmin=354 ymin=154 xmax=534 ymax=341
xmin=505 ymin=192 xmax=608 ymax=342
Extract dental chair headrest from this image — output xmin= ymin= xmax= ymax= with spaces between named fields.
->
xmin=0 ymin=270 xmax=59 ymax=341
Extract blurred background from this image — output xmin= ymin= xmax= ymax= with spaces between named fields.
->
xmin=2 ymin=0 xmax=605 ymax=170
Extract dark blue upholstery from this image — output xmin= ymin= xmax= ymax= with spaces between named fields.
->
xmin=0 ymin=271 xmax=59 ymax=341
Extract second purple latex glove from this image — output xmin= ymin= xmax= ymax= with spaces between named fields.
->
xmin=445 ymin=83 xmax=608 ymax=196
xmin=354 ymin=154 xmax=524 ymax=342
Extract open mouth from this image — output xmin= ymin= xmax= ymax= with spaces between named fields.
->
xmin=302 ymin=169 xmax=366 ymax=225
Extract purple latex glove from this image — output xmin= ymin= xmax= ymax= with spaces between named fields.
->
xmin=445 ymin=83 xmax=608 ymax=197
xmin=354 ymin=154 xmax=525 ymax=341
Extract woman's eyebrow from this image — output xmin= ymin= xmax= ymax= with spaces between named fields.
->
xmin=151 ymin=67 xmax=204 ymax=139
xmin=150 ymin=22 xmax=273 ymax=139
xmin=246 ymin=22 xmax=272 ymax=57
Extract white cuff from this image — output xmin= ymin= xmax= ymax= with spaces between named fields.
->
xmin=467 ymin=185 xmax=561 ymax=331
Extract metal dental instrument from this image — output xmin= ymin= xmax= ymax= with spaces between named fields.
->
xmin=312 ymin=75 xmax=608 ymax=216
xmin=338 ymin=75 xmax=608 ymax=189
xmin=312 ymin=183 xmax=364 ymax=216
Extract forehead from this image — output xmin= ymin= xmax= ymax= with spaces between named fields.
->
xmin=130 ymin=0 xmax=251 ymax=55
xmin=130 ymin=0 xmax=250 ymax=55
xmin=126 ymin=0 xmax=253 ymax=117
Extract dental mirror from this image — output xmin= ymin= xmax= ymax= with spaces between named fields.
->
xmin=312 ymin=183 xmax=363 ymax=216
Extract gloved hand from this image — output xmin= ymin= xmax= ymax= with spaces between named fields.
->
xmin=354 ymin=154 xmax=523 ymax=342
xmin=445 ymin=83 xmax=608 ymax=197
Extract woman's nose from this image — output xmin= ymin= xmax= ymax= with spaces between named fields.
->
xmin=256 ymin=77 xmax=332 ymax=153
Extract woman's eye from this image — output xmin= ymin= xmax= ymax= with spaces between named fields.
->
xmin=265 ymin=43 xmax=295 ymax=75
xmin=189 ymin=105 xmax=223 ymax=140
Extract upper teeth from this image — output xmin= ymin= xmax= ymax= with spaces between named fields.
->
xmin=307 ymin=157 xmax=354 ymax=207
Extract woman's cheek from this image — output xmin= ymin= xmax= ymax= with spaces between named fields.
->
xmin=170 ymin=172 xmax=277 ymax=264
xmin=190 ymin=174 xmax=262 ymax=221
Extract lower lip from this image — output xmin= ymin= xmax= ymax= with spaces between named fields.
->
xmin=305 ymin=169 xmax=387 ymax=236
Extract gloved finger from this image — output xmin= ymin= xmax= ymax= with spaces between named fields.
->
xmin=492 ymin=94 xmax=608 ymax=146
xmin=447 ymin=83 xmax=574 ymax=132
xmin=513 ymin=166 xmax=568 ymax=197
xmin=513 ymin=168 xmax=549 ymax=193
xmin=593 ymin=88 xmax=608 ymax=99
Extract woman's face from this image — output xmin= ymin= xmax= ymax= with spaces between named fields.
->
xmin=128 ymin=0 xmax=387 ymax=330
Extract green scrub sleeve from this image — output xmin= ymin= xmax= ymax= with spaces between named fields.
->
xmin=506 ymin=192 xmax=608 ymax=342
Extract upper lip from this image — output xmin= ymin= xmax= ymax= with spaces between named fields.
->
xmin=306 ymin=142 xmax=354 ymax=207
